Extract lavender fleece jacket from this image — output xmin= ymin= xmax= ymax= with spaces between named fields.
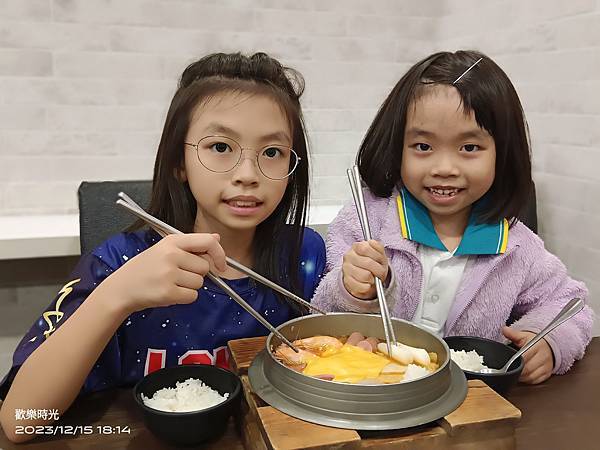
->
xmin=312 ymin=189 xmax=594 ymax=374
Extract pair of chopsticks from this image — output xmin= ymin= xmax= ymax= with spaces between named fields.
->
xmin=115 ymin=192 xmax=326 ymax=353
xmin=346 ymin=166 xmax=397 ymax=355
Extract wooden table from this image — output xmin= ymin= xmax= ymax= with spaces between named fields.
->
xmin=1 ymin=338 xmax=598 ymax=450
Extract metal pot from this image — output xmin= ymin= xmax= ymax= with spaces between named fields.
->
xmin=249 ymin=312 xmax=467 ymax=430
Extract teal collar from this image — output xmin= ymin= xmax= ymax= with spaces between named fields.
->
xmin=395 ymin=188 xmax=509 ymax=255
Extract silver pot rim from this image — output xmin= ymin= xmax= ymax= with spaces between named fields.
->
xmin=265 ymin=311 xmax=451 ymax=386
xmin=250 ymin=312 xmax=467 ymax=430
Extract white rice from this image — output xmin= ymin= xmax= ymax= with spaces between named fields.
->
xmin=142 ymin=378 xmax=229 ymax=412
xmin=402 ymin=364 xmax=431 ymax=382
xmin=450 ymin=349 xmax=488 ymax=372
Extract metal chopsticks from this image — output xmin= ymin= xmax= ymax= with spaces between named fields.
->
xmin=115 ymin=193 xmax=302 ymax=352
xmin=346 ymin=166 xmax=397 ymax=354
xmin=117 ymin=192 xmax=325 ymax=315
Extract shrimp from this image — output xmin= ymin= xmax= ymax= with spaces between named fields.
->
xmin=273 ymin=345 xmax=317 ymax=367
xmin=291 ymin=336 xmax=343 ymax=356
xmin=273 ymin=336 xmax=342 ymax=370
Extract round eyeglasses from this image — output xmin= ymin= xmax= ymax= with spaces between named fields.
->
xmin=184 ymin=135 xmax=300 ymax=180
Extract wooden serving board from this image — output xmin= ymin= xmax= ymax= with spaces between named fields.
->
xmin=228 ymin=336 xmax=521 ymax=450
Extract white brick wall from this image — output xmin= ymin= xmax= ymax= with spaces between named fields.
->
xmin=436 ymin=0 xmax=600 ymax=334
xmin=0 ymin=0 xmax=447 ymax=212
xmin=0 ymin=1 xmax=598 ymax=336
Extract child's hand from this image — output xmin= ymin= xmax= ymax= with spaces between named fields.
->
xmin=502 ymin=326 xmax=554 ymax=384
xmin=342 ymin=240 xmax=389 ymax=300
xmin=103 ymin=233 xmax=227 ymax=314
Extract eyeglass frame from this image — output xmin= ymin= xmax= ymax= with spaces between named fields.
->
xmin=184 ymin=135 xmax=301 ymax=180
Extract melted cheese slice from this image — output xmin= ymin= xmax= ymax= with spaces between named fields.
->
xmin=303 ymin=344 xmax=391 ymax=383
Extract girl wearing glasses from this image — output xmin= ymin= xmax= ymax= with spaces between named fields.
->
xmin=0 ymin=52 xmax=325 ymax=442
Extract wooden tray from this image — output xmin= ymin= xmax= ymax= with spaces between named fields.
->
xmin=228 ymin=336 xmax=521 ymax=450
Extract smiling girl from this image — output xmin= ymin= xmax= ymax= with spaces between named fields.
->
xmin=312 ymin=50 xmax=593 ymax=386
xmin=0 ymin=52 xmax=325 ymax=442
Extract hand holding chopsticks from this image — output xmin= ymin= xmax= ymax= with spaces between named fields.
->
xmin=346 ymin=166 xmax=397 ymax=355
xmin=116 ymin=192 xmax=326 ymax=353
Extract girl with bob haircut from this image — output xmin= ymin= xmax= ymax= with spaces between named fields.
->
xmin=1 ymin=52 xmax=325 ymax=442
xmin=313 ymin=50 xmax=593 ymax=385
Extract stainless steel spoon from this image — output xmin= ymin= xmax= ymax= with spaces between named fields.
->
xmin=480 ymin=297 xmax=584 ymax=374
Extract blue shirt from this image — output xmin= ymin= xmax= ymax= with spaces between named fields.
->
xmin=0 ymin=228 xmax=325 ymax=397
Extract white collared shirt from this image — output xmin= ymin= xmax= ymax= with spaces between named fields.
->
xmin=413 ymin=245 xmax=470 ymax=336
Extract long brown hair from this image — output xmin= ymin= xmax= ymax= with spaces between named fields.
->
xmin=135 ymin=52 xmax=310 ymax=304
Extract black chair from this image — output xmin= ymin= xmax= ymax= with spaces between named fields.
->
xmin=77 ymin=180 xmax=537 ymax=255
xmin=77 ymin=180 xmax=152 ymax=255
